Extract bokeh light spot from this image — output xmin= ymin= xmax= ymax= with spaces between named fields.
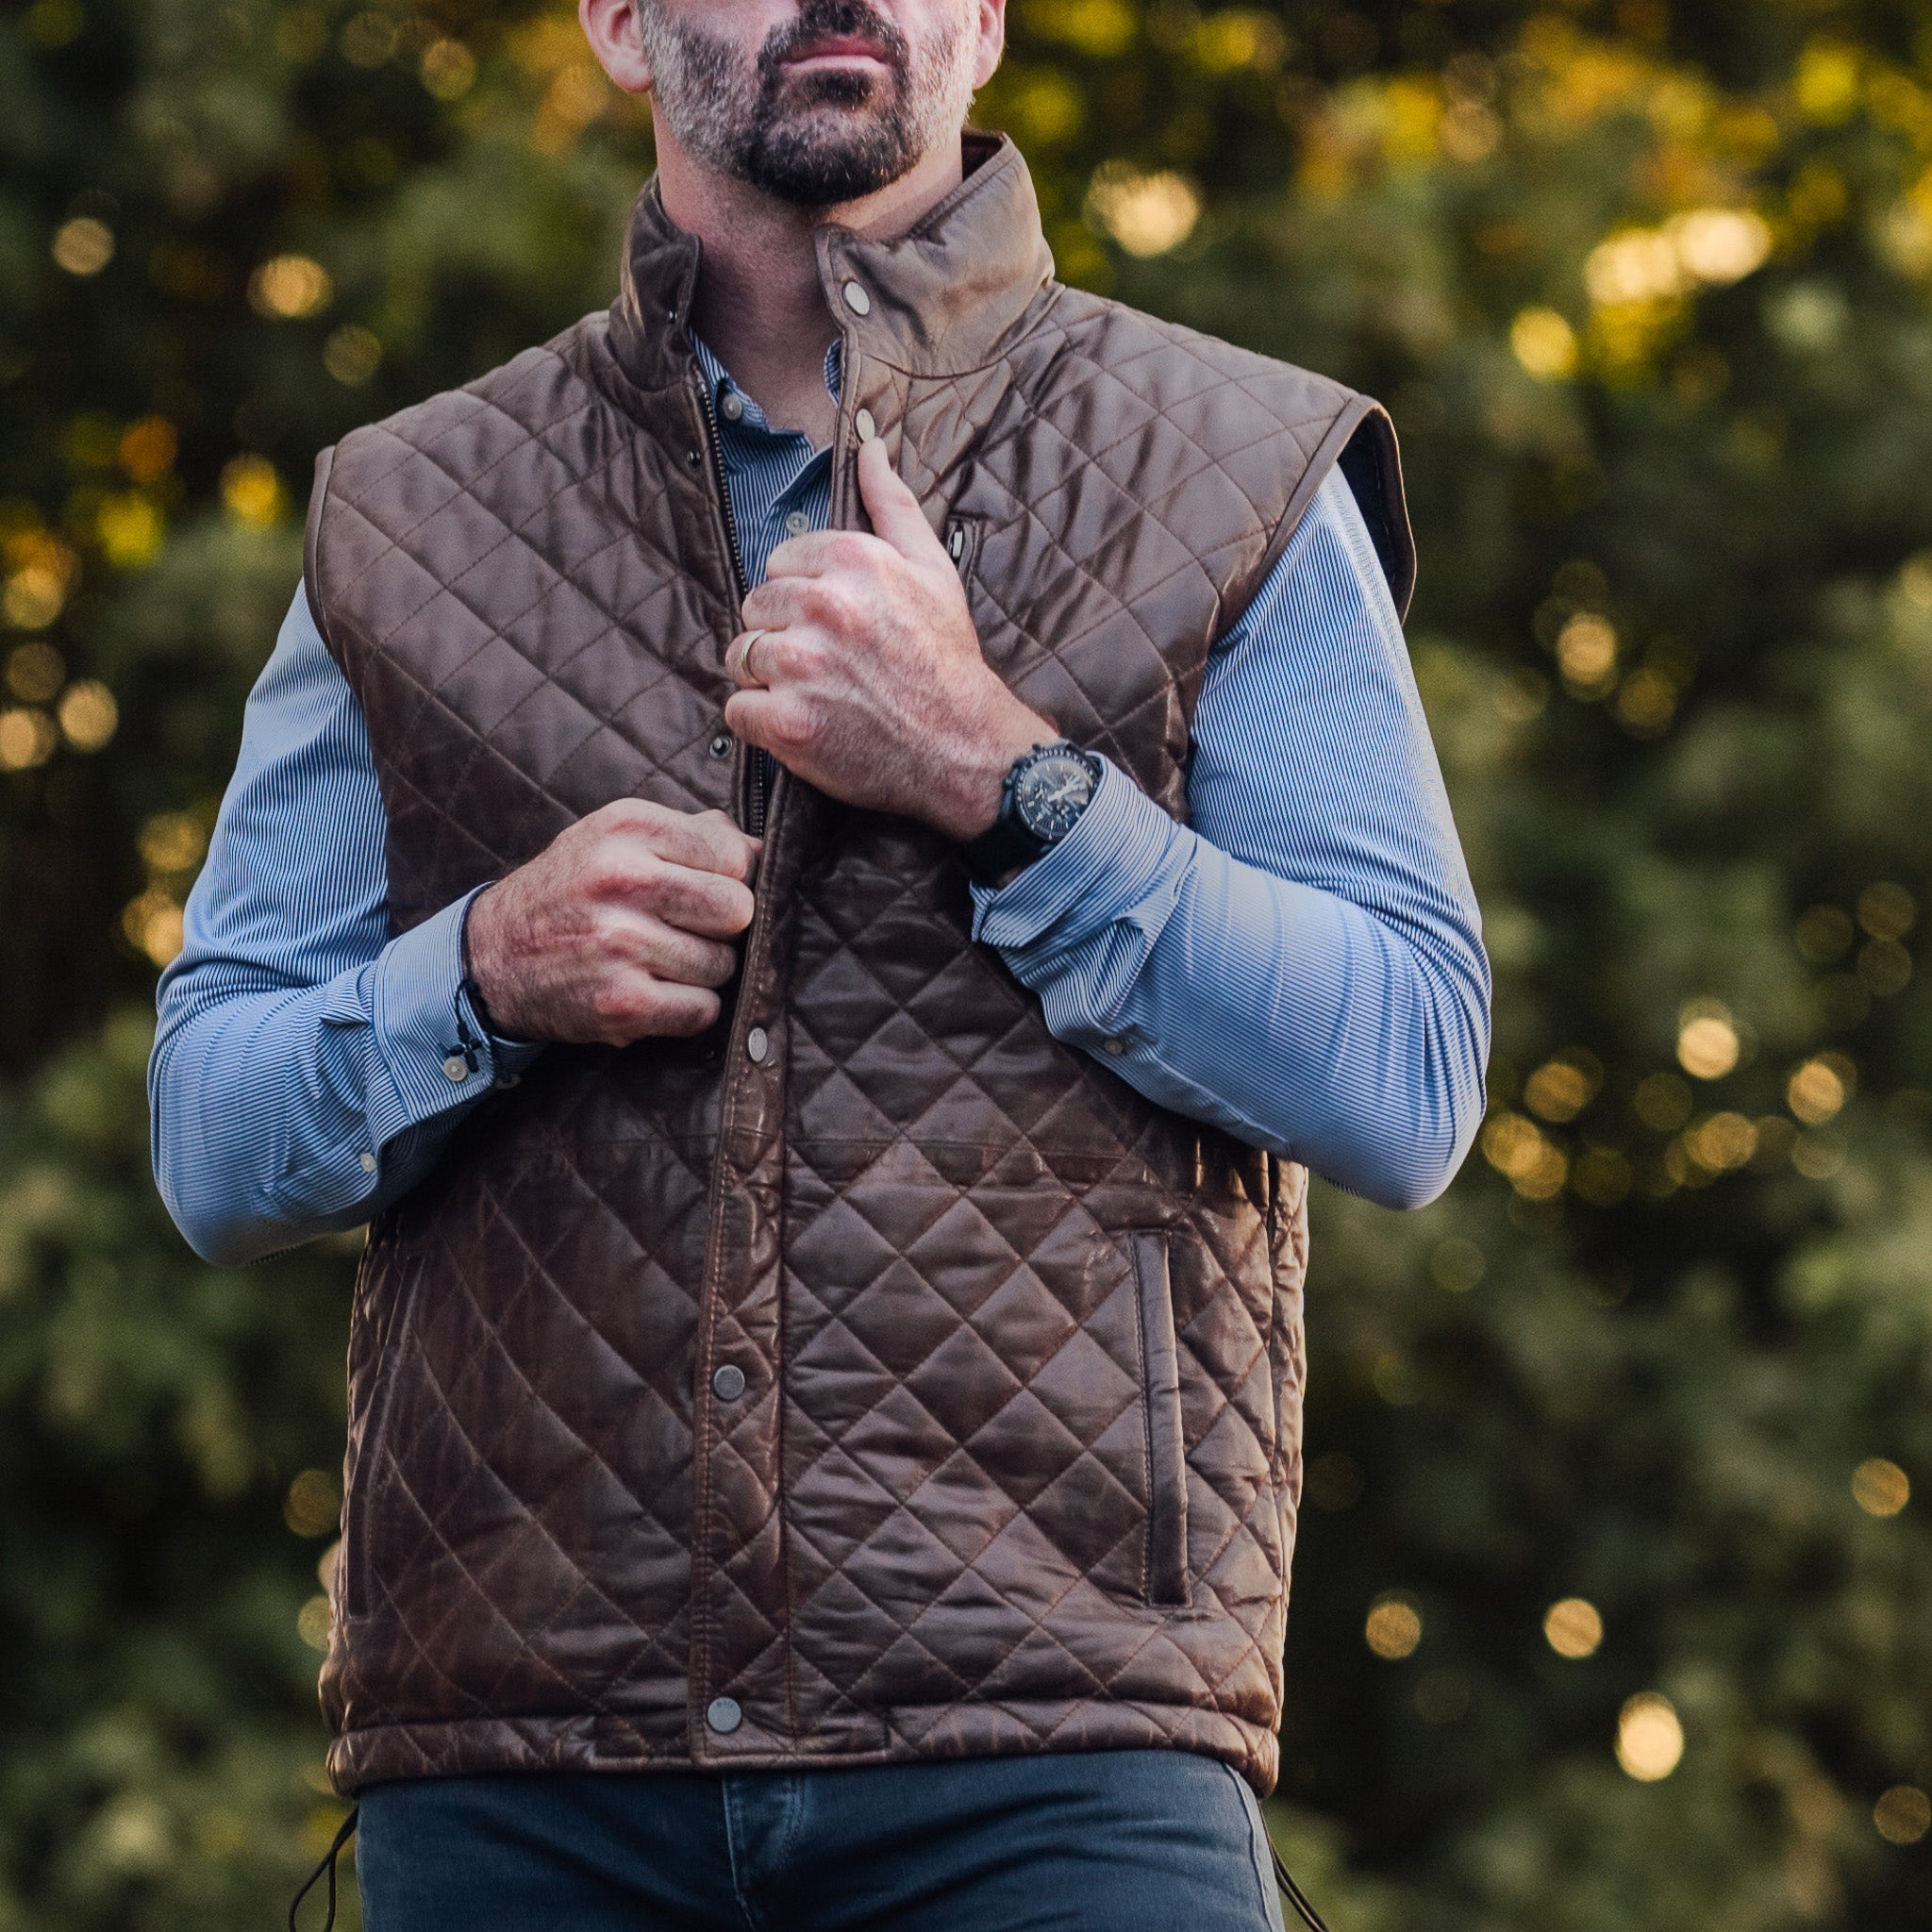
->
xmin=284 ymin=1468 xmax=341 ymax=1537
xmin=1365 ymin=1594 xmax=1423 ymax=1659
xmin=1874 ymin=1785 xmax=1931 ymax=1844
xmin=1615 ymin=1692 xmax=1683 ymax=1780
xmin=1543 ymin=1597 xmax=1603 ymax=1657
xmin=248 ymin=254 xmax=333 ymax=320
xmin=52 ymin=216 xmax=113 ymax=276
xmin=1852 ymin=1457 xmax=1909 ymax=1518
xmin=1788 ymin=1055 xmax=1852 ymax=1124
xmin=1087 ymin=164 xmax=1201 ymax=257
xmin=1676 ymin=1002 xmax=1740 ymax=1079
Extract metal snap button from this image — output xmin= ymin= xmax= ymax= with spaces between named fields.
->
xmin=708 ymin=732 xmax=732 ymax=759
xmin=706 ymin=1695 xmax=742 ymax=1735
xmin=854 ymin=408 xmax=876 ymax=442
xmin=746 ymin=1026 xmax=769 ymax=1064
xmin=842 ymin=279 xmax=871 ymax=316
xmin=720 ymin=391 xmax=744 ymax=423
xmin=712 ymin=1362 xmax=747 ymax=1402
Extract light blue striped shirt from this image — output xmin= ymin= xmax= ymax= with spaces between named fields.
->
xmin=151 ymin=337 xmax=1489 ymax=1264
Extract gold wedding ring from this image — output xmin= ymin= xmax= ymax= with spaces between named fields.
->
xmin=730 ymin=628 xmax=769 ymax=689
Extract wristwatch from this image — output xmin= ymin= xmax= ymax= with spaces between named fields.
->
xmin=960 ymin=741 xmax=1102 ymax=885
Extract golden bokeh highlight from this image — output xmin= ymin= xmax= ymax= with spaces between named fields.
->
xmin=1524 ymin=1052 xmax=1601 ymax=1123
xmin=1874 ymin=1785 xmax=1931 ymax=1845
xmin=122 ymin=888 xmax=185 ymax=967
xmin=421 ymin=38 xmax=477 ymax=99
xmin=139 ymin=810 xmax=208 ymax=875
xmin=7 ymin=641 xmax=63 ymax=703
xmin=1676 ymin=1001 xmax=1740 ymax=1079
xmin=52 ymin=215 xmax=114 ymax=276
xmin=1543 ymin=1597 xmax=1604 ymax=1658
xmin=58 ymin=680 xmax=117 ymax=751
xmin=4 ymin=530 xmax=77 ymax=629
xmin=1685 ymin=1110 xmax=1757 ymax=1174
xmin=248 ymin=254 xmax=334 ymax=320
xmin=1510 ymin=307 xmax=1578 ymax=378
xmin=221 ymin=456 xmax=285 ymax=527
xmin=1615 ymin=1691 xmax=1684 ymax=1781
xmin=284 ymin=1469 xmax=342 ymax=1538
xmin=1857 ymin=881 xmax=1915 ymax=940
xmin=1481 ymin=1110 xmax=1567 ymax=1198
xmin=1365 ymin=1594 xmax=1423 ymax=1659
xmin=0 ymin=707 xmax=58 ymax=771
xmin=1087 ymin=164 xmax=1202 ymax=257
xmin=296 ymin=1595 xmax=333 ymax=1651
xmin=1557 ymin=614 xmax=1618 ymax=695
xmin=118 ymin=416 xmax=177 ymax=484
xmin=324 ymin=324 xmax=383 ymax=387
xmin=1788 ymin=1055 xmax=1852 ymax=1124
xmin=1851 ymin=1457 xmax=1909 ymax=1518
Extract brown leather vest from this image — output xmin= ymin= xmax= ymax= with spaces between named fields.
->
xmin=306 ymin=134 xmax=1412 ymax=1798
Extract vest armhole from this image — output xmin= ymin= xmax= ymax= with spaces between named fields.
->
xmin=1216 ymin=395 xmax=1417 ymax=642
xmin=303 ymin=442 xmax=342 ymax=666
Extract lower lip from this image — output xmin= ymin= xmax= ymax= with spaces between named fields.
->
xmin=782 ymin=47 xmax=888 ymax=70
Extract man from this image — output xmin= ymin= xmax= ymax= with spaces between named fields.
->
xmin=151 ymin=0 xmax=1489 ymax=1922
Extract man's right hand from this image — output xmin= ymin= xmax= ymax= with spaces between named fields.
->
xmin=464 ymin=800 xmax=760 ymax=1046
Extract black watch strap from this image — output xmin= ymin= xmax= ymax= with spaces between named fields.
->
xmin=959 ymin=809 xmax=1049 ymax=885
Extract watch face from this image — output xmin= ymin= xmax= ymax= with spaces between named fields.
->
xmin=1013 ymin=747 xmax=1097 ymax=841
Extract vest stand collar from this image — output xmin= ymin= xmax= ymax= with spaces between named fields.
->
xmin=608 ymin=131 xmax=1055 ymax=392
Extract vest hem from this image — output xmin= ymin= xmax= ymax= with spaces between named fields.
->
xmin=325 ymin=1707 xmax=1280 ymax=1800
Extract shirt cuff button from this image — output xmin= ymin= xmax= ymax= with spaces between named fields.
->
xmin=358 ymin=1150 xmax=378 ymax=1174
xmin=1102 ymin=1036 xmax=1125 ymax=1056
xmin=441 ymin=1054 xmax=470 ymax=1082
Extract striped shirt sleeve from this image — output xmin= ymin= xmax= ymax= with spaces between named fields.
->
xmin=973 ymin=462 xmax=1491 ymax=1208
xmin=149 ymin=589 xmax=542 ymax=1264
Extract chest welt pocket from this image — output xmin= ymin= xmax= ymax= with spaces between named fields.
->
xmin=1129 ymin=1232 xmax=1191 ymax=1607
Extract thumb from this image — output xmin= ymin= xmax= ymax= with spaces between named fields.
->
xmin=857 ymin=435 xmax=944 ymax=563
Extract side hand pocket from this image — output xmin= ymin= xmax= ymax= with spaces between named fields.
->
xmin=1130 ymin=1232 xmax=1191 ymax=1607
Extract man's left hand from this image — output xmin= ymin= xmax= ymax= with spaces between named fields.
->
xmin=724 ymin=438 xmax=1054 ymax=842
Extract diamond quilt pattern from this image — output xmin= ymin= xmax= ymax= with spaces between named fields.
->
xmin=308 ymin=137 xmax=1398 ymax=1800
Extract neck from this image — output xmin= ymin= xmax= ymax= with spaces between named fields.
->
xmin=655 ymin=125 xmax=965 ymax=443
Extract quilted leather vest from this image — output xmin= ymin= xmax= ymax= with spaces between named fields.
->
xmin=306 ymin=133 xmax=1413 ymax=1798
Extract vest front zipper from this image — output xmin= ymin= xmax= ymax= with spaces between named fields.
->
xmin=691 ymin=369 xmax=774 ymax=839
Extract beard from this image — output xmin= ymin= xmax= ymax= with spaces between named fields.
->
xmin=638 ymin=0 xmax=978 ymax=208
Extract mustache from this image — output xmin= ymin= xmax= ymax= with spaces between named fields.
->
xmin=758 ymin=0 xmax=911 ymax=80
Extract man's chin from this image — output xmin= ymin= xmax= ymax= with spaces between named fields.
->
xmin=742 ymin=117 xmax=917 ymax=208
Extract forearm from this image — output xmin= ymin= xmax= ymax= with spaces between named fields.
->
xmin=152 ymin=893 xmax=539 ymax=1265
xmin=974 ymin=765 xmax=1489 ymax=1206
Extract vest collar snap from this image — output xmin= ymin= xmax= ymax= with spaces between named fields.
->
xmin=608 ymin=132 xmax=1055 ymax=392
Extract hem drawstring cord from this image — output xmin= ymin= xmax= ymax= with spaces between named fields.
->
xmin=1268 ymin=1832 xmax=1330 ymax=1932
xmin=289 ymin=1805 xmax=358 ymax=1932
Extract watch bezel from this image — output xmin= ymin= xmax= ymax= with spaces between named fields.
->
xmin=1009 ymin=742 xmax=1101 ymax=842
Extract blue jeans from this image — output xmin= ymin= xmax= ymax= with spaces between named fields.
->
xmin=355 ymin=1749 xmax=1288 ymax=1932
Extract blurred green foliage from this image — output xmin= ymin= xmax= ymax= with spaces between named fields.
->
xmin=2 ymin=0 xmax=1931 ymax=1926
